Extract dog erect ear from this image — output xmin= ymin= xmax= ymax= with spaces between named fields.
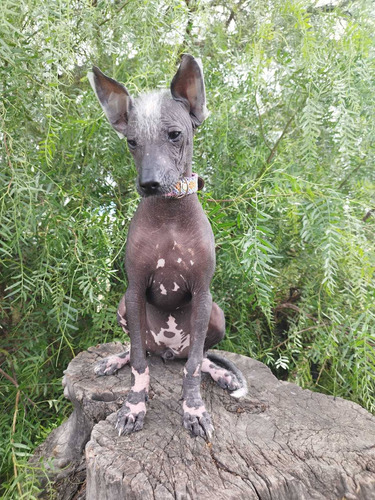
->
xmin=170 ymin=54 xmax=209 ymax=128
xmin=88 ymin=66 xmax=131 ymax=138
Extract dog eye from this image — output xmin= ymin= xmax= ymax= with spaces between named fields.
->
xmin=127 ymin=139 xmax=137 ymax=149
xmin=168 ymin=131 xmax=181 ymax=141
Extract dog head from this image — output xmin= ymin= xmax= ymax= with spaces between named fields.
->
xmin=88 ymin=55 xmax=208 ymax=197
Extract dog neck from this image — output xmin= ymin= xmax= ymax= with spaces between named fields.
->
xmin=139 ymin=190 xmax=202 ymax=223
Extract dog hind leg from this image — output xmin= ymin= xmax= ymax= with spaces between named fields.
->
xmin=95 ymin=294 xmax=130 ymax=376
xmin=203 ymin=303 xmax=247 ymax=397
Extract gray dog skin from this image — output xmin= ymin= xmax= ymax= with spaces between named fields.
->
xmin=88 ymin=55 xmax=247 ymax=440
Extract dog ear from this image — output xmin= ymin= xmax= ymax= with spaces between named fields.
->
xmin=170 ymin=54 xmax=209 ymax=128
xmin=88 ymin=66 xmax=131 ymax=138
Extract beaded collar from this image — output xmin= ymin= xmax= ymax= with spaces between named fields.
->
xmin=164 ymin=173 xmax=204 ymax=198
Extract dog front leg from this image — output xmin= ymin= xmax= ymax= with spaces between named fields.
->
xmin=182 ymin=291 xmax=214 ymax=440
xmin=116 ymin=287 xmax=149 ymax=436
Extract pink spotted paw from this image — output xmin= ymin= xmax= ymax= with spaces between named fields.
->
xmin=94 ymin=351 xmax=130 ymax=376
xmin=216 ymin=371 xmax=241 ymax=392
xmin=182 ymin=398 xmax=214 ymax=440
xmin=116 ymin=395 xmax=147 ymax=436
xmin=202 ymin=358 xmax=242 ymax=393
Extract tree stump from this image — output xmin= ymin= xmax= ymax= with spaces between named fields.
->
xmin=31 ymin=342 xmax=375 ymax=499
xmin=29 ymin=342 xmax=130 ymax=495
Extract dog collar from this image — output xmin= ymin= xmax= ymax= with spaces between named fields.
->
xmin=164 ymin=173 xmax=204 ymax=198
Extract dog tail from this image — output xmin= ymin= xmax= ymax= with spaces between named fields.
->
xmin=206 ymin=351 xmax=248 ymax=399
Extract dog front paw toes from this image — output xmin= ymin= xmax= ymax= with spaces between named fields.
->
xmin=94 ymin=352 xmax=130 ymax=376
xmin=183 ymin=411 xmax=214 ymax=440
xmin=182 ymin=399 xmax=214 ymax=440
xmin=116 ymin=403 xmax=146 ymax=436
xmin=94 ymin=358 xmax=118 ymax=376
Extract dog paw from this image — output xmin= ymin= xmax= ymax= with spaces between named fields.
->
xmin=94 ymin=351 xmax=130 ymax=376
xmin=182 ymin=398 xmax=214 ymax=440
xmin=116 ymin=401 xmax=146 ymax=436
xmin=216 ymin=372 xmax=241 ymax=392
xmin=202 ymin=359 xmax=241 ymax=392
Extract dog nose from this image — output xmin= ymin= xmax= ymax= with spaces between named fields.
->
xmin=140 ymin=180 xmax=160 ymax=194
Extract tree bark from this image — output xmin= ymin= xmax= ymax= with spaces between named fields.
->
xmin=29 ymin=342 xmax=130 ymax=497
xmin=31 ymin=342 xmax=375 ymax=499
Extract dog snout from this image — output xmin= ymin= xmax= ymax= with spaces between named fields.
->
xmin=140 ymin=179 xmax=161 ymax=195
xmin=139 ymin=169 xmax=161 ymax=195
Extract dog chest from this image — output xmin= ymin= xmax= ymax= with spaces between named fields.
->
xmin=145 ymin=242 xmax=197 ymax=311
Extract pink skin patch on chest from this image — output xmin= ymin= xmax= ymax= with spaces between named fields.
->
xmin=156 ymin=258 xmax=165 ymax=268
xmin=160 ymin=283 xmax=167 ymax=295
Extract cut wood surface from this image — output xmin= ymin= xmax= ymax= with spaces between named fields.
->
xmin=31 ymin=342 xmax=375 ymax=499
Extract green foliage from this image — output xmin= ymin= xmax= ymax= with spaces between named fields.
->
xmin=1 ymin=0 xmax=374 ymax=495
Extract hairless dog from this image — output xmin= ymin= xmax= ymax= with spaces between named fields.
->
xmin=88 ymin=54 xmax=247 ymax=440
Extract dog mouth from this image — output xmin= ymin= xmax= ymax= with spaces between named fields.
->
xmin=136 ymin=178 xmax=180 ymax=198
xmin=136 ymin=174 xmax=200 ymax=199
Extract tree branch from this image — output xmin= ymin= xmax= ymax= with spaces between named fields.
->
xmin=363 ymin=209 xmax=375 ymax=222
xmin=225 ymin=0 xmax=247 ymax=28
xmin=274 ymin=302 xmax=319 ymax=322
xmin=338 ymin=161 xmax=363 ymax=189
xmin=0 ymin=368 xmax=37 ymax=407
xmin=255 ymin=93 xmax=272 ymax=151
xmin=97 ymin=1 xmax=131 ymax=27
xmin=266 ymin=113 xmax=296 ymax=165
